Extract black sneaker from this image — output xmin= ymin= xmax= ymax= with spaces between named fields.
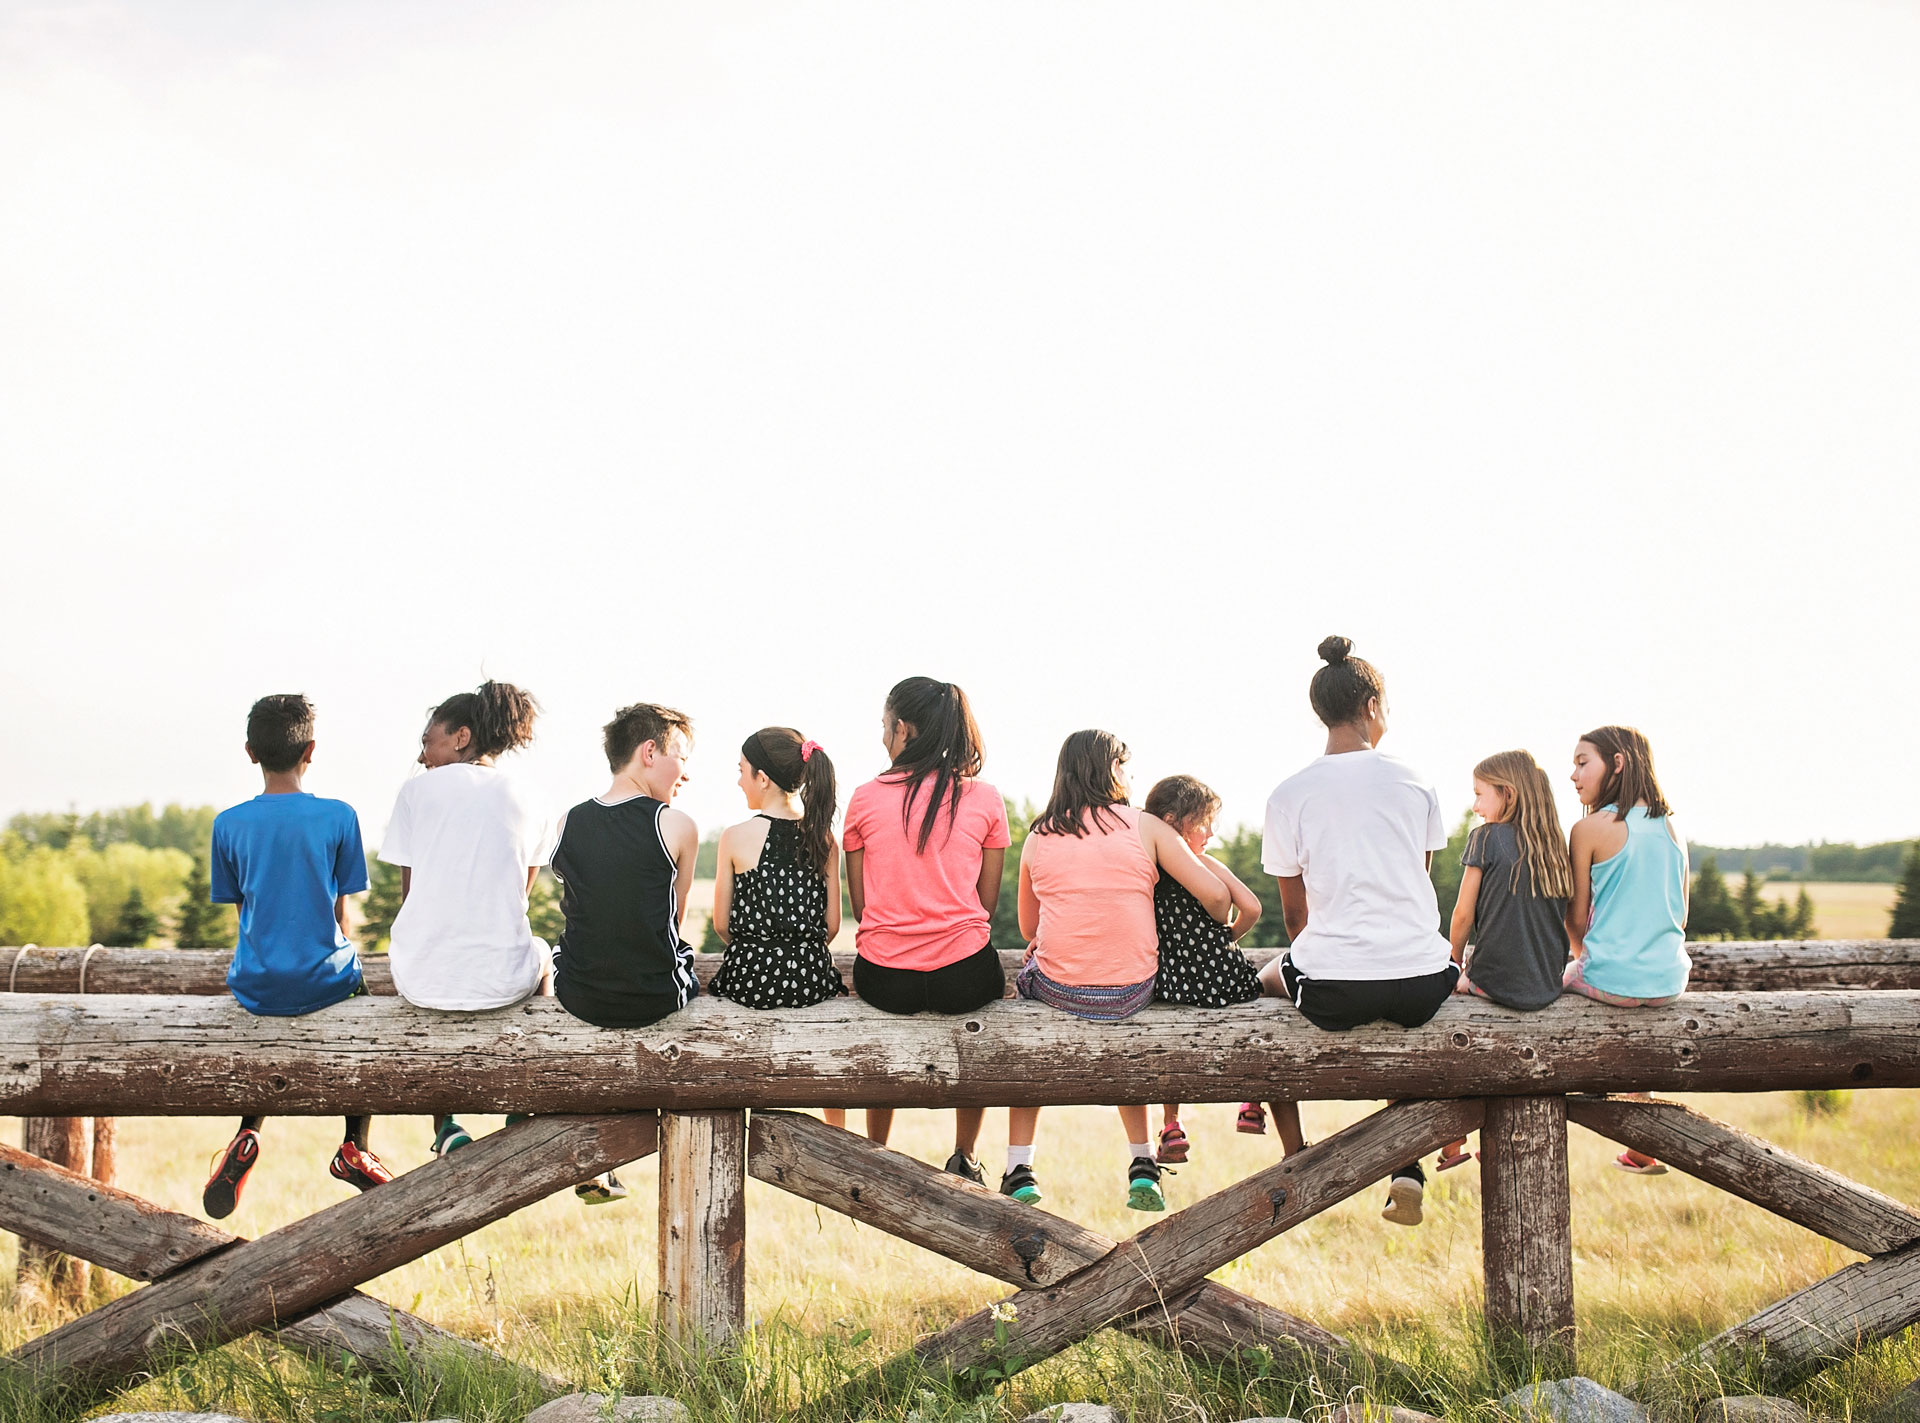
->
xmin=944 ymin=1151 xmax=986 ymax=1185
xmin=1127 ymin=1155 xmax=1166 ymax=1211
xmin=999 ymin=1163 xmax=1042 ymax=1204
xmin=203 ymin=1128 xmax=260 ymax=1220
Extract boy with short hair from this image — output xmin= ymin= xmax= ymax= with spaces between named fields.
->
xmin=201 ymin=693 xmax=391 ymax=1220
xmin=549 ymin=701 xmax=700 ymax=1206
xmin=551 ymin=702 xmax=700 ymax=1028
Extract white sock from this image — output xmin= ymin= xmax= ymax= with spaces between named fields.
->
xmin=1006 ymin=1144 xmax=1034 ymax=1170
xmin=1128 ymin=1142 xmax=1152 ymax=1164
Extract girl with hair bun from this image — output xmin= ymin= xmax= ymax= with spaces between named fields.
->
xmin=1257 ymin=637 xmax=1457 ymax=1229
xmin=378 ymin=680 xmax=555 ymax=1160
xmin=709 ymin=727 xmax=848 ymax=1010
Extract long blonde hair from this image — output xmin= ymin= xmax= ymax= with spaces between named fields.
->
xmin=1473 ymin=749 xmax=1572 ymax=900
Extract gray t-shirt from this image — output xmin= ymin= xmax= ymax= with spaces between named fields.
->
xmin=1462 ymin=822 xmax=1569 ymax=1010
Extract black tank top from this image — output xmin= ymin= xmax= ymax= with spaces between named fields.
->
xmin=551 ymin=795 xmax=697 ymax=1027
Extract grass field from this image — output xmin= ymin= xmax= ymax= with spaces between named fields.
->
xmin=5 ymin=1089 xmax=1919 ymax=1421
xmin=1738 ymin=882 xmax=1899 ymax=940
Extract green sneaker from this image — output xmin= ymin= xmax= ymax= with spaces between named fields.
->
xmin=1127 ymin=1156 xmax=1166 ymax=1212
xmin=998 ymin=1163 xmax=1042 ymax=1204
xmin=431 ymin=1119 xmax=473 ymax=1158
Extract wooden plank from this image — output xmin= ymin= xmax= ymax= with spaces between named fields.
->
xmin=905 ymin=1097 xmax=1483 ymax=1383
xmin=1481 ymin=1096 xmax=1574 ymax=1371
xmin=0 ymin=1139 xmax=566 ymax=1394
xmin=3 ymin=991 xmax=1917 ymax=1118
xmin=9 ymin=1112 xmax=659 ymax=1401
xmin=1674 ymin=1240 xmax=1920 ymax=1390
xmin=1566 ymin=1095 xmax=1920 ymax=1257
xmin=658 ymin=1110 xmax=746 ymax=1350
xmin=746 ymin=1110 xmax=1361 ymax=1369
xmin=7 ymin=939 xmax=1916 ymax=997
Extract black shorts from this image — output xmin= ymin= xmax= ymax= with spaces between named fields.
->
xmin=1278 ymin=954 xmax=1458 ymax=1032
xmin=854 ymin=943 xmax=1006 ymax=1016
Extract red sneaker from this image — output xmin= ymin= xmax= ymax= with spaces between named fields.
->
xmin=329 ymin=1140 xmax=395 ymax=1193
xmin=203 ymin=1128 xmax=260 ymax=1220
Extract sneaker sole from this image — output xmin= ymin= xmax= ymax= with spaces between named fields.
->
xmin=1157 ymin=1145 xmax=1190 ymax=1164
xmin=1381 ymin=1178 xmax=1424 ymax=1226
xmin=1009 ymin=1185 xmax=1042 ymax=1204
xmin=1613 ymin=1160 xmax=1668 ymax=1176
xmin=1128 ymin=1182 xmax=1167 ymax=1211
xmin=203 ymin=1140 xmax=257 ymax=1220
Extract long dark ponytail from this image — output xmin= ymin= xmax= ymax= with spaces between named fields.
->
xmin=885 ymin=676 xmax=985 ymax=853
xmin=743 ymin=727 xmax=838 ymax=875
xmin=431 ymin=680 xmax=539 ymax=759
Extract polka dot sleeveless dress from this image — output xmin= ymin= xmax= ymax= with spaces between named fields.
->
xmin=1151 ymin=873 xmax=1261 ymax=1007
xmin=710 ymin=816 xmax=849 ymax=1010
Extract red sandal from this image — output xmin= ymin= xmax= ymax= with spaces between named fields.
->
xmin=1156 ymin=1122 xmax=1191 ymax=1164
xmin=1235 ymin=1102 xmax=1267 ymax=1134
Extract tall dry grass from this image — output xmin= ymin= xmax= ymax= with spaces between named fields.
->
xmin=3 ymin=1090 xmax=1918 ymax=1420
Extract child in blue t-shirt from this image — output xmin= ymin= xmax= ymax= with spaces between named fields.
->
xmin=202 ymin=694 xmax=389 ymax=1220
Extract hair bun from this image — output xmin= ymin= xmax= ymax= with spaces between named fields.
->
xmin=1317 ymin=635 xmax=1353 ymax=665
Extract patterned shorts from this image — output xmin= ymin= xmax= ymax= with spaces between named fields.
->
xmin=1015 ymin=959 xmax=1156 ymax=1022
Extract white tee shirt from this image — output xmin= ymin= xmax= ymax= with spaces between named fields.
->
xmin=1262 ymin=749 xmax=1451 ymax=981
xmin=379 ymin=762 xmax=556 ymax=1011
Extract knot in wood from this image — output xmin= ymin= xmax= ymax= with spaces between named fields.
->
xmin=1011 ymin=1231 xmax=1047 ymax=1281
xmin=1268 ymin=1186 xmax=1288 ymax=1221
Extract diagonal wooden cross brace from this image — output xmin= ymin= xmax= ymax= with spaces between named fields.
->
xmin=884 ymin=1097 xmax=1481 ymax=1386
xmin=0 ymin=1139 xmax=566 ymax=1395
xmin=747 ymin=1110 xmax=1370 ymax=1373
xmin=6 ymin=1113 xmax=659 ymax=1403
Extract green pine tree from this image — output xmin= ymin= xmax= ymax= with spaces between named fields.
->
xmin=1737 ymin=864 xmax=1766 ymax=939
xmin=1891 ymin=843 xmax=1920 ymax=939
xmin=1790 ymin=886 xmax=1817 ymax=940
xmin=106 ymin=887 xmax=160 ymax=947
xmin=171 ymin=852 xmax=235 ymax=948
xmin=699 ymin=913 xmax=726 ymax=955
xmin=359 ymin=855 xmax=404 ymax=953
xmin=1688 ymin=856 xmax=1742 ymax=939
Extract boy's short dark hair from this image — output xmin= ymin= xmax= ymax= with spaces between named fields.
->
xmin=1143 ymin=774 xmax=1222 ymax=831
xmin=247 ymin=694 xmax=316 ymax=773
xmin=603 ymin=703 xmax=694 ymax=773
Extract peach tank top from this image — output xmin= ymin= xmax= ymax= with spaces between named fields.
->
xmin=1022 ymin=804 xmax=1159 ymax=987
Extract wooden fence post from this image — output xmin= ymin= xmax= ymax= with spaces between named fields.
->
xmin=18 ymin=1117 xmax=92 ymax=1304
xmin=1482 ymin=1095 xmax=1575 ymax=1374
xmin=658 ymin=1109 xmax=747 ymax=1352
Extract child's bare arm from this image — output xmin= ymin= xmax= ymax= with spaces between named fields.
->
xmin=335 ymin=895 xmax=350 ymax=938
xmin=824 ymin=842 xmax=842 ymax=940
xmin=846 ymin=848 xmax=865 ymax=922
xmin=1276 ymin=875 xmax=1309 ymax=941
xmin=1017 ymin=855 xmax=1040 ymax=942
xmin=711 ymin=825 xmax=736 ymax=946
xmin=1449 ymin=866 xmax=1481 ymax=963
xmin=976 ymin=846 xmax=1006 ymax=916
xmin=662 ymin=807 xmax=699 ymax=932
xmin=1566 ymin=821 xmax=1595 ymax=958
xmin=1203 ymin=853 xmax=1264 ymax=941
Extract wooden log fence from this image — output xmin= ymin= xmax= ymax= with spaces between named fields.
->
xmin=2 ymin=952 xmax=1918 ymax=1409
xmin=5 ymin=938 xmax=1918 ymax=998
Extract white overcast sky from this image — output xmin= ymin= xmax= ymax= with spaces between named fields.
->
xmin=3 ymin=2 xmax=1917 ymax=850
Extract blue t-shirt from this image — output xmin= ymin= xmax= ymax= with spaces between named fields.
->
xmin=210 ymin=793 xmax=369 ymax=1015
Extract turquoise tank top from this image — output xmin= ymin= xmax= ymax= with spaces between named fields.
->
xmin=1583 ymin=806 xmax=1690 ymax=999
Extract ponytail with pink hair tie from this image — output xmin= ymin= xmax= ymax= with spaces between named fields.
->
xmin=800 ymin=739 xmax=823 ymax=763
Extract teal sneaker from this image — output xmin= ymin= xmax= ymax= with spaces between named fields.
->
xmin=998 ymin=1163 xmax=1042 ymax=1204
xmin=431 ymin=1119 xmax=473 ymax=1158
xmin=1127 ymin=1156 xmax=1166 ymax=1212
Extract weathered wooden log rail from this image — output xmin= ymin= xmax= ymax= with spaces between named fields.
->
xmin=5 ymin=938 xmax=1919 ymax=997
xmin=3 ymin=952 xmax=1919 ymax=1409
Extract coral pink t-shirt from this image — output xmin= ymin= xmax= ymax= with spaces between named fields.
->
xmin=842 ymin=774 xmax=1012 ymax=971
xmin=1021 ymin=805 xmax=1158 ymax=987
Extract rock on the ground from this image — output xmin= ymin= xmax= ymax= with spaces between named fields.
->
xmin=1020 ymin=1406 xmax=1125 ymax=1423
xmin=1697 ymin=1398 xmax=1811 ymax=1423
xmin=1327 ymin=1406 xmax=1441 ymax=1423
xmin=1231 ymin=1417 xmax=1306 ymax=1423
xmin=525 ymin=1394 xmax=689 ymax=1423
xmin=1500 ymin=1378 xmax=1648 ymax=1423
xmin=92 ymin=1415 xmax=253 ymax=1423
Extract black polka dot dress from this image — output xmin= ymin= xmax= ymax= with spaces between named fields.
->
xmin=1152 ymin=874 xmax=1261 ymax=1007
xmin=710 ymin=816 xmax=849 ymax=1010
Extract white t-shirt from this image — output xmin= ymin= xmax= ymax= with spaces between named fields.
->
xmin=1262 ymin=749 xmax=1451 ymax=981
xmin=379 ymin=762 xmax=556 ymax=1011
